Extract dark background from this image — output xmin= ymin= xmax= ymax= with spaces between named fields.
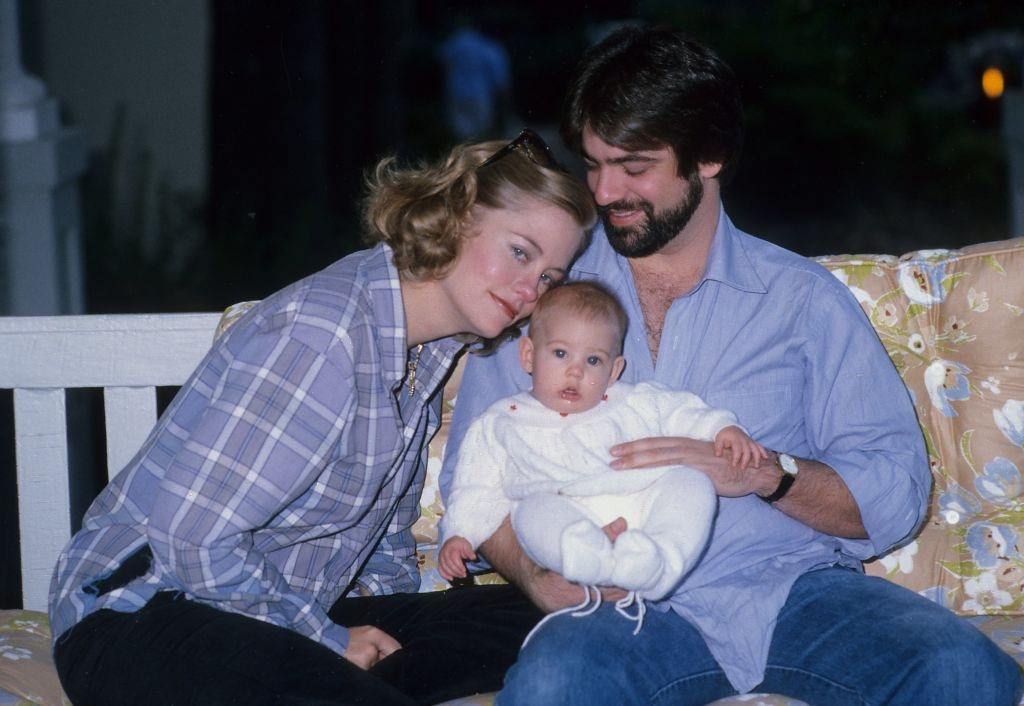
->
xmin=3 ymin=0 xmax=1023 ymax=608
xmin=80 ymin=0 xmax=1024 ymax=313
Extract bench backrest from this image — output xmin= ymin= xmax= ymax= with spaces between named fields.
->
xmin=0 ymin=313 xmax=221 ymax=610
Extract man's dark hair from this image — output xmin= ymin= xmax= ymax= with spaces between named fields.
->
xmin=561 ymin=25 xmax=744 ymax=185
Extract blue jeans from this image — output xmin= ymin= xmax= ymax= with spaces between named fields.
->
xmin=497 ymin=567 xmax=1024 ymax=706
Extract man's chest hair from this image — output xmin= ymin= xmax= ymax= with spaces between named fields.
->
xmin=633 ymin=274 xmax=696 ymax=358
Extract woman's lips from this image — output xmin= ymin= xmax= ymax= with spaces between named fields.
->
xmin=490 ymin=293 xmax=518 ymax=320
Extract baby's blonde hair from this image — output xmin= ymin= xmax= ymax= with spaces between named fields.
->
xmin=529 ymin=282 xmax=628 ymax=355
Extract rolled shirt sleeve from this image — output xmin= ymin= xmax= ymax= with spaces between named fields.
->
xmin=800 ymin=277 xmax=931 ymax=558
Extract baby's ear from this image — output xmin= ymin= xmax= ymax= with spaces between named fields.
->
xmin=518 ymin=336 xmax=534 ymax=374
xmin=611 ymin=355 xmax=626 ymax=381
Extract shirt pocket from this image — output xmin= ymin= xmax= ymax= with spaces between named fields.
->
xmin=704 ymin=386 xmax=801 ymax=440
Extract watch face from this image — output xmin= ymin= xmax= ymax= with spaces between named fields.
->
xmin=779 ymin=453 xmax=798 ymax=474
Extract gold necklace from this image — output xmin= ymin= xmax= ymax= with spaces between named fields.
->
xmin=407 ymin=344 xmax=424 ymax=394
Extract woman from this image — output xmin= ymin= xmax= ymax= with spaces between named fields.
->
xmin=50 ymin=131 xmax=596 ymax=706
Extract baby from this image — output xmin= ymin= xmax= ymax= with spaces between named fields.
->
xmin=439 ymin=282 xmax=765 ymax=602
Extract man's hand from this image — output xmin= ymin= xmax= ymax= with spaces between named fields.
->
xmin=609 ymin=436 xmax=868 ymax=538
xmin=714 ymin=425 xmax=768 ymax=469
xmin=479 ymin=517 xmax=627 ymax=613
xmin=342 ymin=625 xmax=402 ymax=670
xmin=610 ymin=436 xmax=772 ymax=497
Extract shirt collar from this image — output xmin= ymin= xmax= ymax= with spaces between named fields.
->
xmin=701 ymin=204 xmax=768 ymax=295
xmin=577 ymin=203 xmax=768 ymax=296
xmin=362 ymin=243 xmax=464 ymax=394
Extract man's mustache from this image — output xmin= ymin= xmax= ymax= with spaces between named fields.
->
xmin=597 ymin=200 xmax=652 ymax=217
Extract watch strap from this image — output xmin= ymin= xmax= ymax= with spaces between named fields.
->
xmin=760 ymin=451 xmax=797 ymax=504
xmin=761 ymin=470 xmax=796 ymax=503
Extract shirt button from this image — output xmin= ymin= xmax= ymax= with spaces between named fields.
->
xmin=941 ymin=510 xmax=960 ymax=525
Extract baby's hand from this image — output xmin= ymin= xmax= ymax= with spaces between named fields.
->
xmin=439 ymin=536 xmax=477 ymax=581
xmin=714 ymin=425 xmax=769 ymax=469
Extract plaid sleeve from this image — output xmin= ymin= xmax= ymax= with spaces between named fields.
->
xmin=147 ymin=332 xmax=355 ymax=655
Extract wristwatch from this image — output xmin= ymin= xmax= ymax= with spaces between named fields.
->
xmin=760 ymin=451 xmax=798 ymax=503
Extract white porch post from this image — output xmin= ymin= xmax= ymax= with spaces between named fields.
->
xmin=0 ymin=0 xmax=87 ymax=315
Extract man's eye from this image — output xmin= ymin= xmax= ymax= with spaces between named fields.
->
xmin=587 ymin=356 xmax=602 ymax=366
xmin=554 ymin=349 xmax=566 ymax=358
xmin=624 ymin=168 xmax=647 ymax=177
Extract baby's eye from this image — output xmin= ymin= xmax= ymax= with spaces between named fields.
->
xmin=553 ymin=349 xmax=567 ymax=359
xmin=587 ymin=356 xmax=602 ymax=366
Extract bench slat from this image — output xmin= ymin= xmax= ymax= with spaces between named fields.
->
xmin=13 ymin=388 xmax=72 ymax=612
xmin=103 ymin=386 xmax=157 ymax=480
xmin=0 ymin=313 xmax=221 ymax=388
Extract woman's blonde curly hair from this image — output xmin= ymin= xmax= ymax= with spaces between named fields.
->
xmin=362 ymin=139 xmax=596 ymax=281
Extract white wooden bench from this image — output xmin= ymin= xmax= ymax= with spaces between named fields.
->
xmin=0 ymin=313 xmax=221 ymax=611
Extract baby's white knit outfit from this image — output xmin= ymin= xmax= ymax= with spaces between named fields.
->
xmin=441 ymin=381 xmax=737 ymax=602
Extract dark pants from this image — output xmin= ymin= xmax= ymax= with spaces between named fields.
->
xmin=55 ymin=583 xmax=542 ymax=706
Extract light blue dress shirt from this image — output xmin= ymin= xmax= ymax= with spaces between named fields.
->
xmin=442 ymin=207 xmax=930 ymax=692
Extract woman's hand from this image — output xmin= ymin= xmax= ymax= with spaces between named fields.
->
xmin=610 ymin=436 xmax=777 ymax=497
xmin=343 ymin=625 xmax=402 ymax=670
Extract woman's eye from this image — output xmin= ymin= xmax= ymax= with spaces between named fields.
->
xmin=554 ymin=349 xmax=566 ymax=359
xmin=587 ymin=356 xmax=602 ymax=366
xmin=512 ymin=246 xmax=528 ymax=262
xmin=539 ymin=273 xmax=553 ymax=287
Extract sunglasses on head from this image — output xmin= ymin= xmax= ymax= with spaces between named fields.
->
xmin=478 ymin=128 xmax=566 ymax=172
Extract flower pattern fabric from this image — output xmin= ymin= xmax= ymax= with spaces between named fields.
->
xmin=0 ymin=611 xmax=70 ymax=706
xmin=817 ymin=238 xmax=1024 ymax=616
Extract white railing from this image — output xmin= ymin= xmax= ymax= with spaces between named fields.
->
xmin=0 ymin=312 xmax=221 ymax=610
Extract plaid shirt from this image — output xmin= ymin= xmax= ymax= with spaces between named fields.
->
xmin=50 ymin=244 xmax=464 ymax=655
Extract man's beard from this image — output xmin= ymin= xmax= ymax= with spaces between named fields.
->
xmin=599 ymin=174 xmax=704 ymax=258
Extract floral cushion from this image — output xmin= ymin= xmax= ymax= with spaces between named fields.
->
xmin=815 ymin=238 xmax=1024 ymax=616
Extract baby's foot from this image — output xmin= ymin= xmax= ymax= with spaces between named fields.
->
xmin=610 ymin=530 xmax=663 ymax=592
xmin=560 ymin=520 xmax=615 ymax=585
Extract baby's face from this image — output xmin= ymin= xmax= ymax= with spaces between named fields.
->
xmin=519 ymin=308 xmax=625 ymax=414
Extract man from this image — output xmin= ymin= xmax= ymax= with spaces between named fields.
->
xmin=442 ymin=25 xmax=1023 ymax=705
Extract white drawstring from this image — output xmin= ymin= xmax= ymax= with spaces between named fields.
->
xmin=521 ymin=585 xmax=601 ymax=649
xmin=615 ymin=591 xmax=646 ymax=635
xmin=520 ymin=587 xmax=647 ymax=650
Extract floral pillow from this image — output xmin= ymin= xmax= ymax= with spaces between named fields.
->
xmin=817 ymin=238 xmax=1024 ymax=616
xmin=0 ymin=611 xmax=70 ymax=706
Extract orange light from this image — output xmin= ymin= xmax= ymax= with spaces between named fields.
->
xmin=982 ymin=67 xmax=1005 ymax=99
